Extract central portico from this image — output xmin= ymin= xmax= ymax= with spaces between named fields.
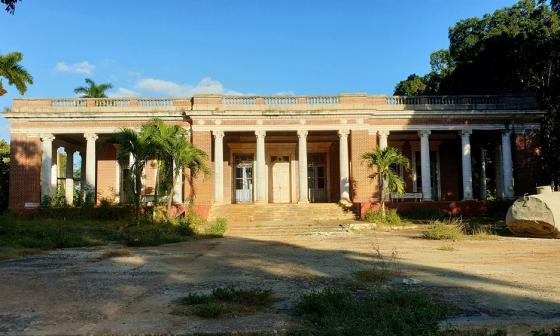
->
xmin=213 ymin=130 xmax=345 ymax=205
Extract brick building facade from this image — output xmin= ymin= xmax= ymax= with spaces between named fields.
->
xmin=5 ymin=94 xmax=544 ymax=217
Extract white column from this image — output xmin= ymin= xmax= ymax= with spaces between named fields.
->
xmin=255 ymin=130 xmax=267 ymax=203
xmin=480 ymin=148 xmax=487 ymax=200
xmin=419 ymin=130 xmax=433 ymax=201
xmin=297 ymin=130 xmax=309 ymax=203
xmin=501 ymin=130 xmax=514 ymax=199
xmin=338 ymin=129 xmax=350 ymax=202
xmin=173 ymin=161 xmax=183 ymax=204
xmin=378 ymin=130 xmax=389 ymax=150
xmin=40 ymin=134 xmax=55 ymax=199
xmin=80 ymin=151 xmax=86 ymax=195
xmin=51 ymin=145 xmax=58 ymax=195
xmin=84 ymin=133 xmax=98 ymax=196
xmin=460 ymin=130 xmax=473 ymax=200
xmin=65 ymin=149 xmax=75 ymax=205
xmin=213 ymin=130 xmax=225 ymax=204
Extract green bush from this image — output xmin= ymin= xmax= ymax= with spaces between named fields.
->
xmin=364 ymin=208 xmax=402 ymax=225
xmin=122 ymin=223 xmax=185 ymax=247
xmin=207 ymin=217 xmax=227 ymax=236
xmin=422 ymin=218 xmax=464 ymax=240
xmin=294 ymin=288 xmax=453 ymax=335
xmin=174 ymin=286 xmax=274 ymax=318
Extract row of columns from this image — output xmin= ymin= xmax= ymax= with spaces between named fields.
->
xmin=212 ymin=128 xmax=515 ymax=204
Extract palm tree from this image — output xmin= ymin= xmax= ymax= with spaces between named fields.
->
xmin=141 ymin=118 xmax=209 ymax=213
xmin=362 ymin=147 xmax=410 ymax=218
xmin=107 ymin=128 xmax=157 ymax=225
xmin=0 ymin=52 xmax=33 ymax=96
xmin=74 ymin=78 xmax=113 ymax=98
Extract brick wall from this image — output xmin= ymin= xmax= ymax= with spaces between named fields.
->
xmin=439 ymin=138 xmax=461 ymax=201
xmin=349 ymin=130 xmax=378 ymax=203
xmin=9 ymin=135 xmax=41 ymax=208
xmin=190 ymin=131 xmax=213 ymax=217
xmin=513 ymin=130 xmax=541 ymax=195
xmin=96 ymin=144 xmax=117 ymax=203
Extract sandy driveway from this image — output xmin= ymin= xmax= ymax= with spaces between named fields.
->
xmin=1 ymin=223 xmax=559 ymax=335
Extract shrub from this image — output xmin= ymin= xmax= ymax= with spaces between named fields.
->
xmin=122 ymin=223 xmax=184 ymax=247
xmin=422 ymin=218 xmax=464 ymax=240
xmin=364 ymin=208 xmax=402 ymax=225
xmin=293 ymin=288 xmax=453 ymax=335
xmin=207 ymin=217 xmax=227 ymax=237
xmin=174 ymin=286 xmax=274 ymax=318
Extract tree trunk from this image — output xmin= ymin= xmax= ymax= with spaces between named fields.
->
xmin=134 ymin=170 xmax=142 ymax=226
xmin=167 ymin=175 xmax=176 ymax=214
xmin=379 ymin=172 xmax=386 ymax=219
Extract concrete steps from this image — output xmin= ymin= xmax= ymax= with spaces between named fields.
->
xmin=207 ymin=203 xmax=357 ymax=237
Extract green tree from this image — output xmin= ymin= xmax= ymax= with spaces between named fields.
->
xmin=140 ymin=118 xmax=209 ymax=214
xmin=2 ymin=0 xmax=20 ymax=14
xmin=361 ymin=147 xmax=409 ymax=218
xmin=73 ymin=78 xmax=113 ymax=98
xmin=107 ymin=128 xmax=157 ymax=225
xmin=394 ymin=0 xmax=560 ymax=186
xmin=394 ymin=74 xmax=427 ymax=96
xmin=0 ymin=52 xmax=33 ymax=96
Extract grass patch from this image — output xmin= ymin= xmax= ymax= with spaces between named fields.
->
xmin=98 ymin=248 xmax=132 ymax=259
xmin=364 ymin=208 xmax=404 ymax=226
xmin=293 ymin=287 xmax=454 ymax=335
xmin=352 ymin=268 xmax=394 ymax=285
xmin=422 ymin=217 xmax=500 ymax=241
xmin=0 ymin=246 xmax=42 ymax=261
xmin=173 ymin=286 xmax=275 ymax=318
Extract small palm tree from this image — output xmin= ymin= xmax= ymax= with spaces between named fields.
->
xmin=362 ymin=147 xmax=410 ymax=218
xmin=0 ymin=51 xmax=33 ymax=96
xmin=107 ymin=128 xmax=158 ymax=225
xmin=74 ymin=78 xmax=113 ymax=98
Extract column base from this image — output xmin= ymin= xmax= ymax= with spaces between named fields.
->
xmin=298 ymin=200 xmax=309 ymax=204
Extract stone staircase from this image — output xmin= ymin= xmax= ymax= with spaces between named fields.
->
xmin=207 ymin=203 xmax=357 ymax=237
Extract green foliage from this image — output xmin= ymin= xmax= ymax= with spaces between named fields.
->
xmin=174 ymin=286 xmax=274 ymax=318
xmin=364 ymin=208 xmax=402 ymax=225
xmin=73 ymin=78 xmax=113 ymax=98
xmin=54 ymin=185 xmax=67 ymax=208
xmin=2 ymin=0 xmax=21 ymax=14
xmin=40 ymin=195 xmax=52 ymax=208
xmin=422 ymin=218 xmax=465 ymax=240
xmin=207 ymin=217 xmax=228 ymax=237
xmin=122 ymin=222 xmax=186 ymax=247
xmin=293 ymin=288 xmax=453 ymax=336
xmin=0 ymin=140 xmax=9 ymax=213
xmin=532 ymin=328 xmax=560 ymax=336
xmin=394 ymin=0 xmax=560 ymax=186
xmin=0 ymin=51 xmax=33 ymax=95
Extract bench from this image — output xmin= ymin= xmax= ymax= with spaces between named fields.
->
xmin=390 ymin=192 xmax=423 ymax=202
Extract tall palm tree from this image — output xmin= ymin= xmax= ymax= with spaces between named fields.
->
xmin=362 ymin=147 xmax=410 ymax=218
xmin=74 ymin=78 xmax=113 ymax=98
xmin=107 ymin=128 xmax=157 ymax=225
xmin=0 ymin=51 xmax=33 ymax=96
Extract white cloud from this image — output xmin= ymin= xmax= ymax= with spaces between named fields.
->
xmin=274 ymin=91 xmax=296 ymax=96
xmin=109 ymin=88 xmax=141 ymax=98
xmin=54 ymin=61 xmax=95 ymax=75
xmin=134 ymin=77 xmax=244 ymax=97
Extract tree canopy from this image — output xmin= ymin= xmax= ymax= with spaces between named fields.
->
xmin=2 ymin=0 xmax=20 ymax=14
xmin=393 ymin=0 xmax=560 ymax=186
xmin=74 ymin=78 xmax=113 ymax=98
xmin=0 ymin=52 xmax=33 ymax=96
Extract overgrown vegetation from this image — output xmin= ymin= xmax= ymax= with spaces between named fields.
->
xmin=422 ymin=217 xmax=498 ymax=241
xmin=364 ymin=208 xmax=403 ymax=226
xmin=173 ymin=286 xmax=275 ymax=318
xmin=0 ymin=211 xmax=227 ymax=260
xmin=293 ymin=288 xmax=454 ymax=336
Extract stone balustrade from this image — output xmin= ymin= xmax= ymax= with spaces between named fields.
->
xmin=12 ymin=94 xmax=539 ymax=110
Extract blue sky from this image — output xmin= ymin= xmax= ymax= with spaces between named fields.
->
xmin=0 ymin=0 xmax=517 ymax=140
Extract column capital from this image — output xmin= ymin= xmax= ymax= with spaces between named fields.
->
xmin=213 ymin=130 xmax=225 ymax=139
xmin=502 ymin=129 xmax=512 ymax=137
xmin=418 ymin=130 xmax=431 ymax=137
xmin=377 ymin=129 xmax=390 ymax=136
xmin=338 ymin=129 xmax=350 ymax=138
xmin=255 ymin=130 xmax=266 ymax=138
xmin=40 ymin=133 xmax=55 ymax=142
xmin=460 ymin=129 xmax=472 ymax=137
xmin=84 ymin=133 xmax=98 ymax=141
xmin=297 ymin=129 xmax=308 ymax=138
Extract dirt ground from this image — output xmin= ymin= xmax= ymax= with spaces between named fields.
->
xmin=0 ymin=222 xmax=559 ymax=335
